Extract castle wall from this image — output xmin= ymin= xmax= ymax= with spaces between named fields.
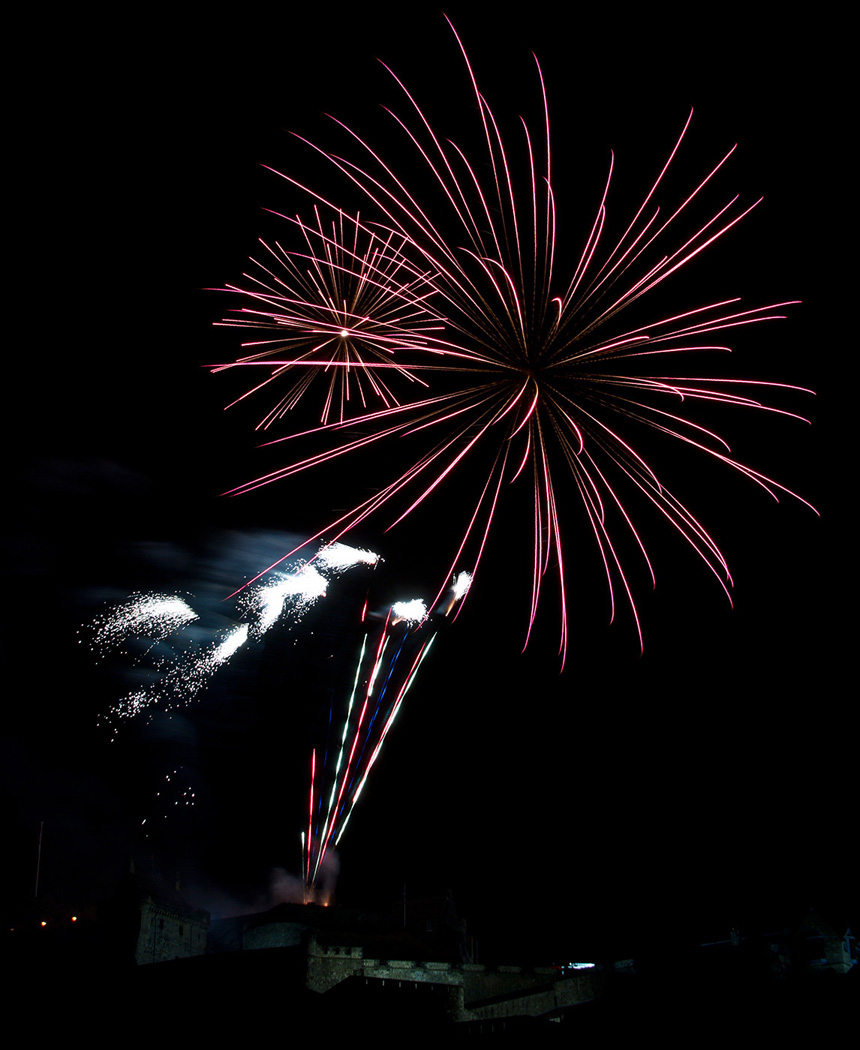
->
xmin=305 ymin=939 xmax=599 ymax=1021
xmin=135 ymin=901 xmax=208 ymax=965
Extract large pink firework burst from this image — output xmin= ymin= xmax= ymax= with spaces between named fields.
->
xmin=214 ymin=19 xmax=814 ymax=665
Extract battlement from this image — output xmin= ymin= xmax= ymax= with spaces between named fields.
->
xmin=305 ymin=935 xmax=599 ymax=1020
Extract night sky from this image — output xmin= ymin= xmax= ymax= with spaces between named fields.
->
xmin=5 ymin=5 xmax=846 ymax=964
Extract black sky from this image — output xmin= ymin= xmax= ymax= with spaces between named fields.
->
xmin=5 ymin=5 xmax=847 ymax=962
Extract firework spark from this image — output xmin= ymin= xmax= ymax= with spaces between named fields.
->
xmin=217 ymin=20 xmax=815 ymax=665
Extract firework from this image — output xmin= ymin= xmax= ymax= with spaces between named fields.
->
xmin=304 ymin=572 xmax=466 ymax=891
xmin=213 ymin=206 xmax=452 ymax=427
xmin=108 ymin=622 xmax=251 ymax=726
xmin=216 ymin=20 xmax=814 ymax=665
xmin=88 ymin=593 xmax=198 ymax=658
xmin=238 ymin=564 xmax=328 ymax=637
xmin=316 ymin=541 xmax=381 ymax=573
xmin=93 ymin=542 xmax=380 ymax=733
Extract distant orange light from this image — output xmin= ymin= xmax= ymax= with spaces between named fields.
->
xmin=40 ymin=921 xmax=47 ymax=927
xmin=71 ymin=916 xmax=77 ymax=922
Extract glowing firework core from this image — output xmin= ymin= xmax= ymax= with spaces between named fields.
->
xmin=391 ymin=599 xmax=427 ymax=624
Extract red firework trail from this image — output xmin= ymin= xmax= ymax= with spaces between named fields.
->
xmin=214 ymin=18 xmax=815 ymax=665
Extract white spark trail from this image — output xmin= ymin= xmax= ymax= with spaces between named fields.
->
xmin=90 ymin=594 xmax=198 ymax=654
xmin=95 ymin=541 xmax=380 ymax=732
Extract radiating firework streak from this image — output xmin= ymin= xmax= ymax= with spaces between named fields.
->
xmin=94 ymin=542 xmax=379 ymax=733
xmin=213 ymin=206 xmax=454 ymax=427
xmin=304 ymin=573 xmax=470 ymax=888
xmin=215 ymin=20 xmax=815 ymax=665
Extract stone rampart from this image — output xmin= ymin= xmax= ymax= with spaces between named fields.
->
xmin=305 ymin=937 xmax=598 ymax=1021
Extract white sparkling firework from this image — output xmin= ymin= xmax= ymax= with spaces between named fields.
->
xmin=240 ymin=565 xmax=328 ymax=636
xmin=94 ymin=542 xmax=381 ymax=731
xmin=212 ymin=623 xmax=250 ymax=661
xmin=451 ymin=571 xmax=473 ymax=601
xmin=316 ymin=542 xmax=380 ymax=573
xmin=110 ymin=623 xmax=251 ymax=723
xmin=89 ymin=593 xmax=198 ymax=655
xmin=391 ymin=598 xmax=427 ymax=624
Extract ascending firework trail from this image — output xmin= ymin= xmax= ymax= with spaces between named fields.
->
xmin=304 ymin=572 xmax=471 ymax=893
